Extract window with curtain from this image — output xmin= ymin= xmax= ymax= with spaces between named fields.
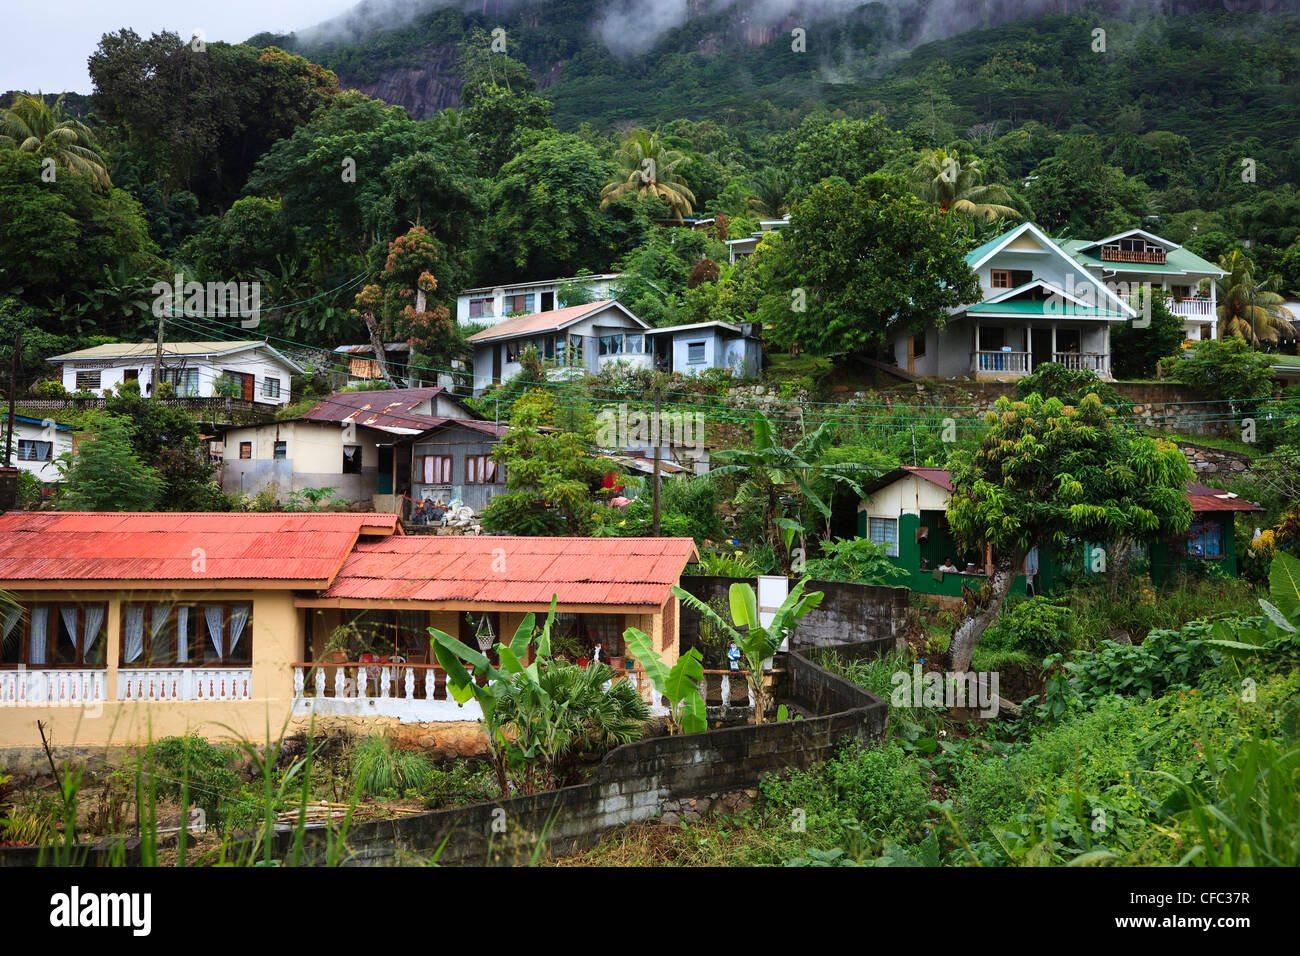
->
xmin=1187 ymin=521 xmax=1224 ymax=558
xmin=465 ymin=454 xmax=497 ymax=484
xmin=2 ymin=603 xmax=107 ymax=667
xmin=120 ymin=602 xmax=251 ymax=666
xmin=868 ymin=517 xmax=899 ymax=557
xmin=420 ymin=455 xmax=452 ymax=484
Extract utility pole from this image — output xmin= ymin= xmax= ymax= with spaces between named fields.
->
xmin=910 ymin=425 xmax=917 ymax=467
xmin=151 ymin=307 xmax=165 ymax=401
xmin=5 ymin=331 xmax=19 ymax=467
xmin=652 ymin=384 xmax=662 ymax=536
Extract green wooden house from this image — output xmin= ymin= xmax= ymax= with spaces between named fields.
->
xmin=856 ymin=467 xmax=1262 ymax=597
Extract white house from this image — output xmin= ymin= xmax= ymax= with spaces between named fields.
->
xmin=724 ymin=216 xmax=790 ymax=264
xmin=467 ymin=300 xmax=652 ymax=393
xmin=886 ymin=222 xmax=1137 ymax=381
xmin=1062 ymin=229 xmax=1226 ymax=342
xmin=644 ymin=321 xmax=762 ymax=377
xmin=46 ymin=340 xmax=304 ymax=407
xmin=1 ymin=414 xmax=74 ymax=484
xmin=456 ymin=274 xmax=623 ymax=326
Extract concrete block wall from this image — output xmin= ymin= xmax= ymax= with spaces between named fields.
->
xmin=267 ymin=647 xmax=887 ymax=866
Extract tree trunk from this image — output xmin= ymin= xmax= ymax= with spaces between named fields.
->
xmin=360 ymin=308 xmax=400 ymax=387
xmin=948 ymin=550 xmax=1023 ymax=674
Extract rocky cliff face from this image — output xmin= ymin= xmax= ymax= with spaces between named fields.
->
xmin=347 ymin=46 xmax=464 ymax=117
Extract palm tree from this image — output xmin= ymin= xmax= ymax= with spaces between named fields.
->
xmin=709 ymin=412 xmax=876 ymax=570
xmin=600 ymin=128 xmax=695 ymax=220
xmin=1215 ymin=250 xmax=1295 ymax=346
xmin=748 ymin=167 xmax=790 ymax=218
xmin=910 ymin=147 xmax=1018 ymax=222
xmin=0 ymin=92 xmax=110 ymax=187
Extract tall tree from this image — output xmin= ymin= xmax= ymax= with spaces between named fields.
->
xmin=945 ymin=393 xmax=1193 ymax=673
xmin=1214 ymin=250 xmax=1295 ymax=345
xmin=909 ymin=147 xmax=1020 ymax=222
xmin=601 ymin=129 xmax=696 ymax=221
xmin=0 ymin=92 xmax=110 ymax=187
xmin=757 ymin=173 xmax=981 ymax=359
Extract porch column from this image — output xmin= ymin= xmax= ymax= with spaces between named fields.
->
xmin=1209 ymin=282 xmax=1218 ymax=339
xmin=1051 ymin=325 xmax=1057 ymax=358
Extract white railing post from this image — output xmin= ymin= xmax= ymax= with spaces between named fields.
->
xmin=334 ymin=667 xmax=347 ymax=700
xmin=293 ymin=667 xmax=304 ymax=698
xmin=720 ymin=673 xmax=729 ymax=712
xmin=315 ymin=668 xmax=326 ymax=699
xmin=425 ymin=669 xmax=436 ymax=701
xmin=405 ymin=667 xmax=415 ymax=700
xmin=355 ymin=666 xmax=367 ymax=701
xmin=379 ymin=667 xmax=391 ymax=699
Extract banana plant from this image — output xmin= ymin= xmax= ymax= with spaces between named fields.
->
xmin=671 ymin=577 xmax=823 ymax=723
xmin=1206 ymin=552 xmax=1300 ymax=662
xmin=430 ymin=597 xmax=558 ymax=795
xmin=622 ymin=627 xmax=706 ymax=734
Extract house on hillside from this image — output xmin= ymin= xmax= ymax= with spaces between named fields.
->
xmin=332 ymin=343 xmax=465 ymax=390
xmin=407 ymin=418 xmax=510 ymax=512
xmin=885 ymin=222 xmax=1137 ymax=381
xmin=1 ymin=414 xmax=75 ymax=486
xmin=0 ymin=511 xmax=697 ymax=748
xmin=456 ymin=274 xmax=623 ymax=327
xmin=467 ymin=300 xmax=652 ymax=393
xmin=856 ymin=466 xmax=1263 ymax=600
xmin=46 ymin=341 xmax=303 ymax=407
xmin=724 ymin=216 xmax=790 ymax=264
xmin=644 ymin=321 xmax=762 ymax=378
xmin=221 ymin=387 xmax=485 ymax=507
xmin=1061 ymin=229 xmax=1227 ymax=342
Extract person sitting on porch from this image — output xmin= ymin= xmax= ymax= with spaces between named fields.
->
xmin=939 ymin=558 xmax=959 ymax=573
xmin=592 ymin=642 xmax=610 ymax=666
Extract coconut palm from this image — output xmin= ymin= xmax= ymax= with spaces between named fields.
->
xmin=600 ymin=128 xmax=695 ymax=220
xmin=0 ymin=92 xmax=110 ymax=187
xmin=1215 ymin=250 xmax=1295 ymax=346
xmin=748 ymin=167 xmax=790 ymax=218
xmin=910 ymin=147 xmax=1019 ymax=222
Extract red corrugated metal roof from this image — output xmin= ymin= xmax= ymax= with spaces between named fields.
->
xmin=1185 ymin=485 xmax=1264 ymax=513
xmin=319 ymin=536 xmax=699 ymax=607
xmin=0 ymin=512 xmax=398 ymax=584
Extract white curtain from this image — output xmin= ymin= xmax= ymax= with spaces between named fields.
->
xmin=123 ymin=605 xmax=145 ymax=664
xmin=151 ymin=606 xmax=173 ymax=663
xmin=175 ymin=607 xmax=188 ymax=663
xmin=228 ymin=606 xmax=249 ymax=657
xmin=205 ymin=606 xmax=225 ymax=661
xmin=82 ymin=605 xmax=105 ymax=661
xmin=29 ymin=607 xmax=47 ymax=665
xmin=60 ymin=606 xmax=78 ymax=658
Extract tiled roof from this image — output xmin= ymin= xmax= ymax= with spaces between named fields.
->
xmin=0 ymin=512 xmax=399 ymax=585
xmin=318 ymin=536 xmax=699 ymax=606
xmin=467 ymin=301 xmax=629 ymax=343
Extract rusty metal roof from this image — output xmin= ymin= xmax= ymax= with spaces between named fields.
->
xmin=319 ymin=536 xmax=699 ymax=607
xmin=0 ymin=512 xmax=399 ymax=584
xmin=300 ymin=388 xmax=496 ymax=437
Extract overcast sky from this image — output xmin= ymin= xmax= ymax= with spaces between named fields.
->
xmin=2 ymin=0 xmax=358 ymax=94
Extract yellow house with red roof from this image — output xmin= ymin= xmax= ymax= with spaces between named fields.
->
xmin=0 ymin=512 xmax=695 ymax=749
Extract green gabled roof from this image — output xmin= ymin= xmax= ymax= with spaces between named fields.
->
xmin=965 ymin=300 xmax=1128 ymax=318
xmin=1062 ymin=239 xmax=1226 ymax=277
xmin=964 ymin=231 xmax=1012 ymax=266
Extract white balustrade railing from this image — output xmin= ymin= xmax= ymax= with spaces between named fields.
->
xmin=0 ymin=669 xmax=107 ymax=705
xmin=1170 ymin=299 xmax=1214 ymax=317
xmin=1051 ymin=352 xmax=1109 ymax=373
xmin=973 ymin=351 xmax=1030 ymax=374
xmin=117 ymin=668 xmax=252 ymax=701
xmin=700 ymin=670 xmax=756 ymax=714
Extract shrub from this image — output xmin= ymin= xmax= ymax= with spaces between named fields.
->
xmin=981 ymin=597 xmax=1075 ymax=659
xmin=30 ymin=380 xmax=67 ymax=399
xmin=143 ymin=735 xmax=241 ymax=832
xmin=803 ymin=537 xmax=908 ymax=586
xmin=15 ymin=471 xmax=42 ymax=509
xmin=1165 ymin=337 xmax=1273 ymax=403
xmin=762 ymin=741 xmax=931 ymax=848
xmin=351 ymin=736 xmax=435 ymax=799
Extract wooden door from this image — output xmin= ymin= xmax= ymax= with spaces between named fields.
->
xmin=241 ymin=373 xmax=254 ymax=402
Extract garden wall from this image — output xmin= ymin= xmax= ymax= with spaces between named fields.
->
xmin=677 ymin=575 xmax=907 ymax=655
xmin=268 ymin=648 xmax=888 ymax=866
